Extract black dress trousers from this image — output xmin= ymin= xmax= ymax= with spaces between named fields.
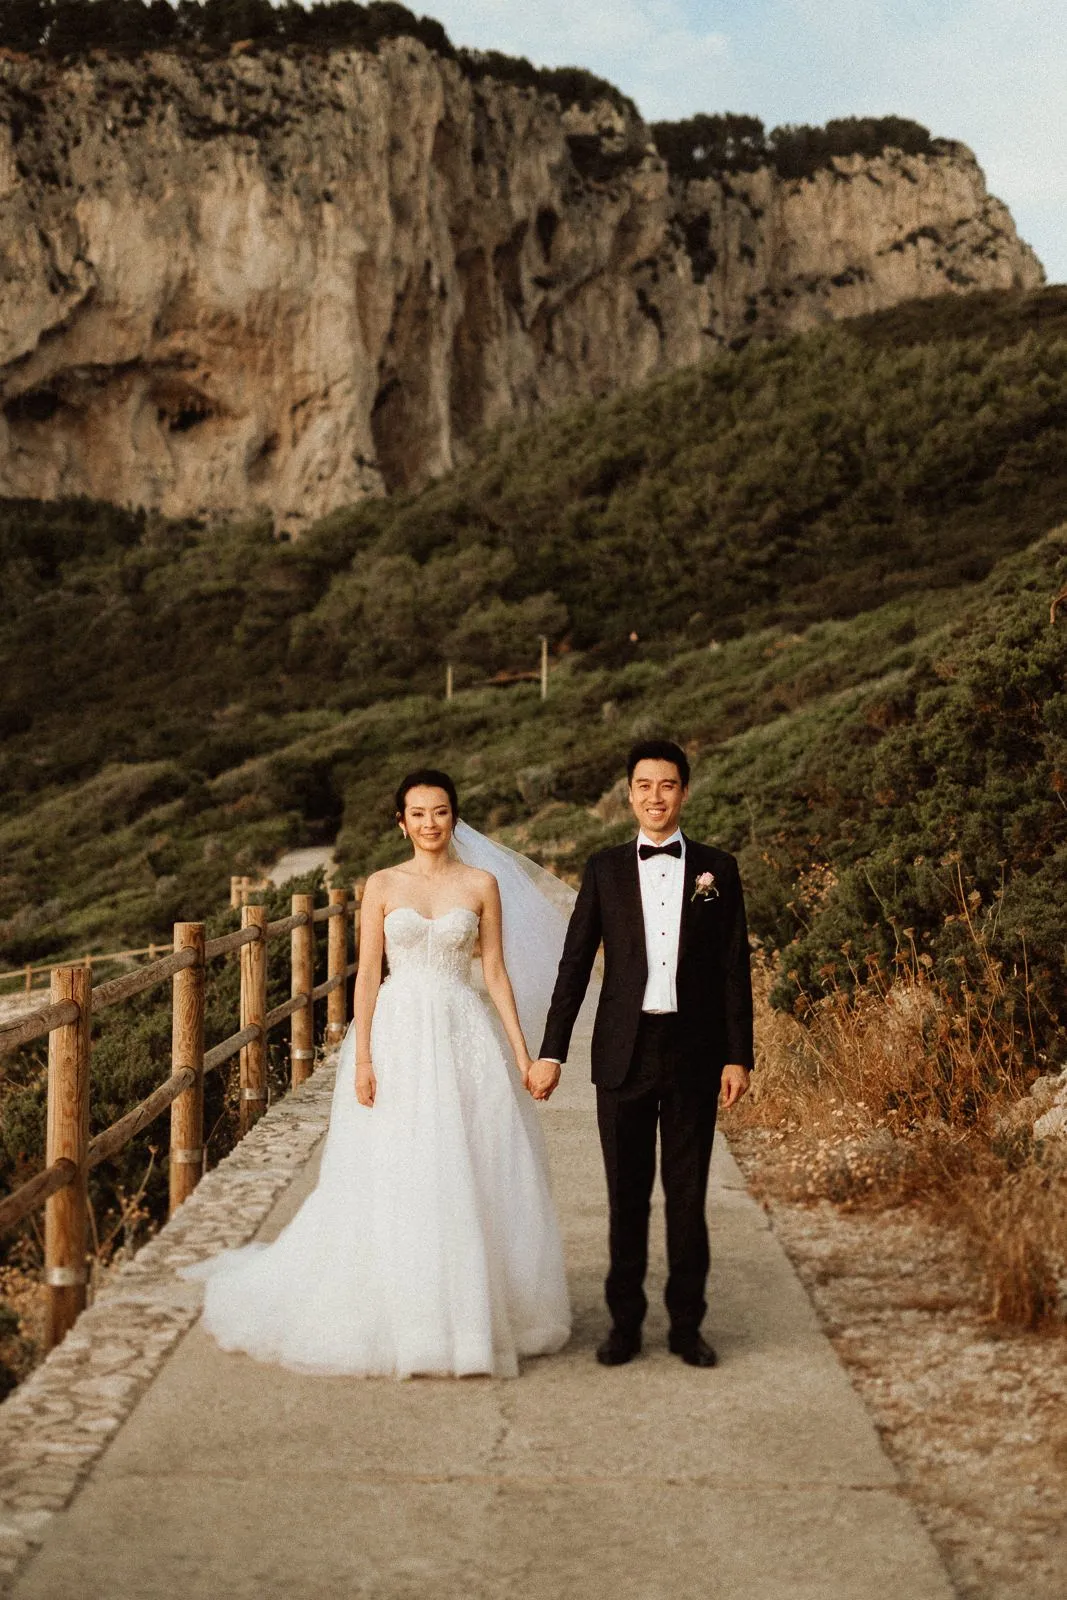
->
xmin=595 ymin=1013 xmax=720 ymax=1337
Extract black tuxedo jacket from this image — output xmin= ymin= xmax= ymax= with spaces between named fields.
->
xmin=539 ymin=836 xmax=754 ymax=1090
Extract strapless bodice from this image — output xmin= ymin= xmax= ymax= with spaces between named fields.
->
xmin=383 ymin=906 xmax=479 ymax=985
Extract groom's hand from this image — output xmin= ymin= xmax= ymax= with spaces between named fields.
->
xmin=528 ymin=1059 xmax=562 ymax=1101
xmin=720 ymin=1064 xmax=750 ymax=1109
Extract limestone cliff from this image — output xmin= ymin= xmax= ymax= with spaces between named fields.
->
xmin=0 ymin=44 xmax=1044 ymax=531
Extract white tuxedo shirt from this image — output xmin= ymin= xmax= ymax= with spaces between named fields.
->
xmin=636 ymin=829 xmax=685 ymax=1013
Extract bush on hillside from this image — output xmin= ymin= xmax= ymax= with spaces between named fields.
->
xmin=287 ymin=543 xmax=569 ymax=687
xmin=766 ymin=530 xmax=1067 ymax=1069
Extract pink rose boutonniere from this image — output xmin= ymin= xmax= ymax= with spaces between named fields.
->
xmin=691 ymin=871 xmax=718 ymax=904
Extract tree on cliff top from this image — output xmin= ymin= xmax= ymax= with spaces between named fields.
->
xmin=1 ymin=2 xmax=939 ymax=145
xmin=0 ymin=0 xmax=632 ymax=112
xmin=0 ymin=0 xmax=454 ymax=59
xmin=652 ymin=111 xmax=936 ymax=182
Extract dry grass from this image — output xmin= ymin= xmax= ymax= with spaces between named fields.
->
xmin=0 ymin=1251 xmax=46 ymax=1399
xmin=729 ymin=939 xmax=1067 ymax=1332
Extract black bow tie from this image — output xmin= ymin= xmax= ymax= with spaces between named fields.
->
xmin=639 ymin=841 xmax=682 ymax=860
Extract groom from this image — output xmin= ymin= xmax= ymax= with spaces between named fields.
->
xmin=529 ymin=739 xmax=753 ymax=1368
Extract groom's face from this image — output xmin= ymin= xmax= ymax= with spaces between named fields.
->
xmin=628 ymin=759 xmax=687 ymax=842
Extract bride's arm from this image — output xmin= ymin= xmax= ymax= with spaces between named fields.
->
xmin=478 ymin=877 xmax=532 ymax=1087
xmin=353 ymin=875 xmax=387 ymax=1105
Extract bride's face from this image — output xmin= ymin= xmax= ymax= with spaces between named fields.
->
xmin=401 ymin=786 xmax=455 ymax=853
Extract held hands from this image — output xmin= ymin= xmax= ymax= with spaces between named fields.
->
xmin=355 ymin=1061 xmax=377 ymax=1107
xmin=525 ymin=1060 xmax=745 ymax=1104
xmin=527 ymin=1058 xmax=562 ymax=1102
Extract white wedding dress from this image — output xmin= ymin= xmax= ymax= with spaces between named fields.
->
xmin=187 ymin=906 xmax=571 ymax=1379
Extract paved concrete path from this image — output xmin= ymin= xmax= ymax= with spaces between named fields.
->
xmin=11 ymin=994 xmax=953 ymax=1600
xmin=266 ymin=846 xmax=337 ymax=888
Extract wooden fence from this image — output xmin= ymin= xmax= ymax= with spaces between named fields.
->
xmin=0 ymin=875 xmax=285 ymax=993
xmin=0 ymin=942 xmax=176 ymax=996
xmin=229 ymin=874 xmax=271 ymax=908
xmin=0 ymin=885 xmax=361 ymax=1351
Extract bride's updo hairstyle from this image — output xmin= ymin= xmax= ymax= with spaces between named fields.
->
xmin=394 ymin=768 xmax=460 ymax=823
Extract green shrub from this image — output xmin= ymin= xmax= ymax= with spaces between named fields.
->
xmin=652 ymin=112 xmax=935 ymax=182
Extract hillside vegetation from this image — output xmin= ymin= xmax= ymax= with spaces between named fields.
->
xmin=2 ymin=287 xmax=1067 ymax=1378
xmin=1 ymin=287 xmax=1066 ymax=1062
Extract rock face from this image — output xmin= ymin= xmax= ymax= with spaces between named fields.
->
xmin=0 ymin=44 xmax=1044 ymax=531
xmin=1025 ymin=1072 xmax=1067 ymax=1142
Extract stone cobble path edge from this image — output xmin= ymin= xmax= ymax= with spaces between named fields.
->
xmin=0 ymin=1057 xmax=340 ymax=1591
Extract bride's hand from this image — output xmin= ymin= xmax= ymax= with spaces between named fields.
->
xmin=355 ymin=1061 xmax=377 ymax=1107
xmin=517 ymin=1053 xmax=533 ymax=1091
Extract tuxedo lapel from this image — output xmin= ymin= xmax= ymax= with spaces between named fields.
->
xmin=618 ymin=842 xmax=646 ymax=957
xmin=677 ymin=836 xmax=700 ymax=964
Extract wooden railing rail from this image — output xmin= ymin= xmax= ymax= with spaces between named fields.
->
xmin=91 ymin=948 xmax=199 ymax=1011
xmin=0 ymin=905 xmax=349 ymax=996
xmin=88 ymin=1070 xmax=196 ymax=1173
xmin=312 ymin=974 xmax=347 ymax=1001
xmin=0 ymin=940 xmax=177 ymax=995
xmin=203 ymin=1024 xmax=263 ymax=1076
xmin=0 ymin=1000 xmax=81 ymax=1058
xmin=264 ymin=995 xmax=307 ymax=1030
xmin=1 ymin=951 xmax=201 ymax=1059
xmin=0 ymin=883 xmax=363 ymax=1349
xmin=204 ymin=925 xmax=260 ymax=960
xmin=313 ymin=903 xmax=346 ymax=923
xmin=0 ymin=1159 xmax=78 ymax=1234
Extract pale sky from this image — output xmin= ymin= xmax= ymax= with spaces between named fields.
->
xmin=427 ymin=0 xmax=1066 ymax=283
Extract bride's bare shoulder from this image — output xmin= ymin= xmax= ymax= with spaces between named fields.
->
xmin=461 ymin=864 xmax=499 ymax=902
xmin=361 ymin=867 xmax=399 ymax=903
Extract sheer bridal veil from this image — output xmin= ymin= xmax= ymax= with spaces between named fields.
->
xmin=451 ymin=819 xmax=576 ymax=1053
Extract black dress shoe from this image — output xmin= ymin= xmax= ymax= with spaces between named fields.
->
xmin=668 ymin=1331 xmax=718 ymax=1367
xmin=596 ymin=1328 xmax=642 ymax=1366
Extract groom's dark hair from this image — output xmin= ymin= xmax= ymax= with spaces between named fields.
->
xmin=626 ymin=739 xmax=690 ymax=787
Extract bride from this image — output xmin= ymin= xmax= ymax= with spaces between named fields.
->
xmin=185 ymin=769 xmax=572 ymax=1379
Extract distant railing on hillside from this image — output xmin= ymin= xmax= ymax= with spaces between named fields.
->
xmin=0 ymin=941 xmax=176 ymax=996
xmin=0 ymin=885 xmax=362 ymax=1352
xmin=229 ymin=874 xmax=272 ymax=908
xmin=0 ymin=875 xmax=298 ymax=994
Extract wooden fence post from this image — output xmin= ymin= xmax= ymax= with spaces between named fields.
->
xmin=291 ymin=893 xmax=315 ymax=1088
xmin=230 ymin=875 xmax=242 ymax=909
xmin=45 ymin=965 xmax=92 ymax=1349
xmin=169 ymin=922 xmax=205 ymax=1216
xmin=239 ymin=904 xmax=269 ymax=1134
xmin=326 ymin=888 xmax=347 ymax=1044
